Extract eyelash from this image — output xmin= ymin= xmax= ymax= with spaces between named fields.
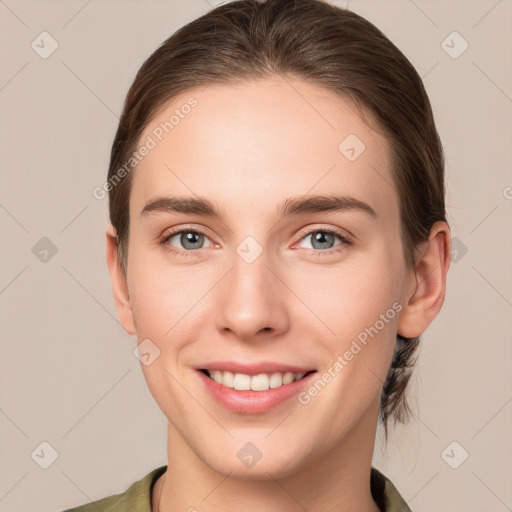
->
xmin=159 ymin=225 xmax=353 ymax=258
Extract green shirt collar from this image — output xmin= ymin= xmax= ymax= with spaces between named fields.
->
xmin=63 ymin=465 xmax=411 ymax=512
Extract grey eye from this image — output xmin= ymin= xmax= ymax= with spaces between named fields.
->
xmin=168 ymin=231 xmax=209 ymax=250
xmin=302 ymin=230 xmax=341 ymax=250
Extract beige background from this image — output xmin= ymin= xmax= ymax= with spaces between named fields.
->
xmin=1 ymin=0 xmax=511 ymax=511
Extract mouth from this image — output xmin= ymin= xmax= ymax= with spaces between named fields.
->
xmin=200 ymin=368 xmax=316 ymax=392
xmin=195 ymin=361 xmax=318 ymax=413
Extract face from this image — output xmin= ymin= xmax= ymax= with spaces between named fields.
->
xmin=115 ymin=76 xmax=416 ymax=478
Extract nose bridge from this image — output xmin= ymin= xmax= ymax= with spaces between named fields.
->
xmin=215 ymin=236 xmax=287 ymax=339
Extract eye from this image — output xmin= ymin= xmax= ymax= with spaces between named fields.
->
xmin=159 ymin=227 xmax=214 ymax=256
xmin=295 ymin=227 xmax=353 ymax=256
xmin=159 ymin=225 xmax=353 ymax=258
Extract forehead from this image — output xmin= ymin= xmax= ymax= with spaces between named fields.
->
xmin=131 ymin=76 xmax=398 ymax=221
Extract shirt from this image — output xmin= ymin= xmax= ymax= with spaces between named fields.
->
xmin=61 ymin=465 xmax=412 ymax=512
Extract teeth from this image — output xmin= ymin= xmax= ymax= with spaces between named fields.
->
xmin=269 ymin=372 xmax=283 ymax=388
xmin=234 ymin=373 xmax=251 ymax=390
xmin=251 ymin=373 xmax=269 ymax=391
xmin=205 ymin=370 xmax=308 ymax=391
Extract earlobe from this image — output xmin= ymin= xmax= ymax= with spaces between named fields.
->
xmin=397 ymin=221 xmax=451 ymax=339
xmin=105 ymin=223 xmax=136 ymax=335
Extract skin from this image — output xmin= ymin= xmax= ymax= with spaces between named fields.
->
xmin=106 ymin=75 xmax=450 ymax=512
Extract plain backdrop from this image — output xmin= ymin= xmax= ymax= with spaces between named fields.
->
xmin=0 ymin=1 xmax=511 ymax=511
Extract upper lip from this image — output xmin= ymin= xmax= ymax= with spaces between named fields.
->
xmin=197 ymin=361 xmax=316 ymax=376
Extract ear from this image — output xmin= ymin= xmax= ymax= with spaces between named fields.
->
xmin=105 ymin=223 xmax=136 ymax=335
xmin=397 ymin=221 xmax=451 ymax=338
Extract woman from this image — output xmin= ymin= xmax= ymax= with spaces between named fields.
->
xmin=65 ymin=0 xmax=451 ymax=510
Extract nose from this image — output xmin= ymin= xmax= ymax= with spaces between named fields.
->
xmin=214 ymin=245 xmax=290 ymax=342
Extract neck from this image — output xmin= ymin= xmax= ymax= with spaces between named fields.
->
xmin=154 ymin=405 xmax=381 ymax=512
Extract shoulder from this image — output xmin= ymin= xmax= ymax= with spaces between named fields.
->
xmin=59 ymin=466 xmax=167 ymax=512
xmin=371 ymin=466 xmax=412 ymax=512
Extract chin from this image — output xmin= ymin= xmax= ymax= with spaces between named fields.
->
xmin=200 ymin=440 xmax=310 ymax=481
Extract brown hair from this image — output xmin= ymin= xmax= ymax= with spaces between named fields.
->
xmin=107 ymin=0 xmax=446 ymax=440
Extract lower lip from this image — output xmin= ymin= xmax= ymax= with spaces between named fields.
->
xmin=197 ymin=370 xmax=317 ymax=414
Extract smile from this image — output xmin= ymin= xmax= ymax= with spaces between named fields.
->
xmin=201 ymin=369 xmax=314 ymax=391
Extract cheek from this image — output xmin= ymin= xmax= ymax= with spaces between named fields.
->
xmin=127 ymin=246 xmax=201 ymax=329
xmin=298 ymin=251 xmax=404 ymax=403
xmin=302 ymin=260 xmax=403 ymax=417
xmin=128 ymin=263 xmax=202 ymax=412
xmin=292 ymin=252 xmax=403 ymax=338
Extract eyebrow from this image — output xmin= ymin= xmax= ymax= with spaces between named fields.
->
xmin=140 ymin=194 xmax=377 ymax=221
